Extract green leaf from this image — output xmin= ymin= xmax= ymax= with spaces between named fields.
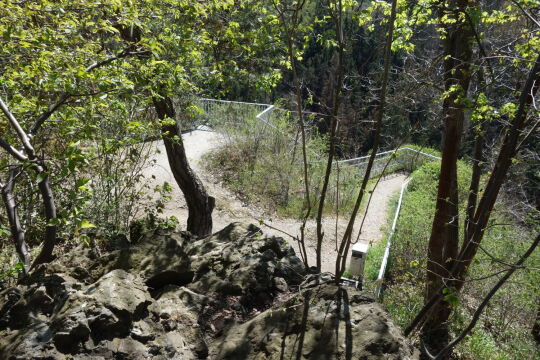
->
xmin=80 ymin=220 xmax=96 ymax=229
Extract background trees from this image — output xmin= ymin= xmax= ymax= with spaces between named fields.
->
xmin=1 ymin=0 xmax=539 ymax=358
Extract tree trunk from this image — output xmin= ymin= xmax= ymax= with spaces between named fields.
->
xmin=455 ymin=53 xmax=540 ymax=287
xmin=1 ymin=168 xmax=30 ymax=273
xmin=153 ymin=96 xmax=214 ymax=237
xmin=464 ymin=124 xmax=484 ymax=239
xmin=533 ymin=299 xmax=540 ymax=345
xmin=31 ymin=165 xmax=58 ymax=267
xmin=315 ymin=0 xmax=345 ymax=272
xmin=406 ymin=53 xmax=540 ymax=340
xmin=422 ymin=0 xmax=475 ymax=354
xmin=335 ymin=0 xmax=397 ymax=281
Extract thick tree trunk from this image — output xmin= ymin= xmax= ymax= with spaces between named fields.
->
xmin=422 ymin=0 xmax=475 ymax=354
xmin=153 ymin=97 xmax=214 ymax=237
xmin=1 ymin=169 xmax=30 ymax=273
xmin=406 ymin=53 xmax=540 ymax=340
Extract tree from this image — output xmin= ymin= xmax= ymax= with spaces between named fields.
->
xmin=404 ymin=2 xmax=540 ymax=357
xmin=421 ymin=0 xmax=476 ymax=351
xmin=152 ymin=97 xmax=215 ymax=237
xmin=314 ymin=0 xmax=346 ymax=272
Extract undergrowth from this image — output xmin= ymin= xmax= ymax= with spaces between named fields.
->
xmin=381 ymin=159 xmax=540 ymax=360
xmin=203 ymin=107 xmax=374 ymax=218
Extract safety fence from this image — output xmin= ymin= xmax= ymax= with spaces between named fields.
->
xmin=195 ymin=98 xmax=440 ymax=177
xmin=374 ymin=177 xmax=412 ymax=298
xmin=194 ymin=98 xmax=442 ymax=296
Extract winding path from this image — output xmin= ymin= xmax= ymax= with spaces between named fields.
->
xmin=143 ymin=130 xmax=406 ymax=273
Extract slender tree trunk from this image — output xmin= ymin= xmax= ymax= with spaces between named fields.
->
xmin=422 ymin=0 xmax=475 ymax=354
xmin=533 ymin=298 xmax=540 ymax=345
xmin=405 ymin=53 xmax=540 ymax=344
xmin=282 ymin=1 xmax=310 ymax=268
xmin=464 ymin=124 xmax=484 ymax=239
xmin=31 ymin=163 xmax=58 ymax=267
xmin=315 ymin=0 xmax=345 ymax=272
xmin=455 ymin=53 xmax=540 ymax=287
xmin=153 ymin=97 xmax=214 ymax=237
xmin=1 ymin=168 xmax=30 ymax=273
xmin=335 ymin=0 xmax=397 ymax=281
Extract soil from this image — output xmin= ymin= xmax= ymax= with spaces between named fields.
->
xmin=143 ymin=129 xmax=407 ymax=273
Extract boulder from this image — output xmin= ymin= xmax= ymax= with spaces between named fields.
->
xmin=187 ymin=223 xmax=306 ymax=309
xmin=0 ymin=222 xmax=416 ymax=359
xmin=211 ymin=282 xmax=418 ymax=360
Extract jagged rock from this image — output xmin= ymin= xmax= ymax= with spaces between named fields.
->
xmin=211 ymin=283 xmax=418 ymax=360
xmin=187 ymin=222 xmax=306 ymax=310
xmin=0 ymin=222 xmax=416 ymax=359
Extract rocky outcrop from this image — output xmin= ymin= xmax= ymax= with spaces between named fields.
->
xmin=213 ymin=281 xmax=416 ymax=359
xmin=0 ymin=222 xmax=417 ymax=359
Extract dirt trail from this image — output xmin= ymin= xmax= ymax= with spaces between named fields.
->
xmin=144 ymin=130 xmax=406 ymax=273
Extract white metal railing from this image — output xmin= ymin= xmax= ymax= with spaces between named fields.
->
xmin=196 ymin=98 xmax=442 ymax=168
xmin=195 ymin=98 xmax=442 ymax=298
xmin=375 ymin=177 xmax=412 ymax=298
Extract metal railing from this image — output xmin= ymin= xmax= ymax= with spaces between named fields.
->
xmin=194 ymin=98 xmax=443 ymax=298
xmin=374 ymin=177 xmax=412 ymax=298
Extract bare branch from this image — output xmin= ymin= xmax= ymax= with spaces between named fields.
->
xmin=510 ymin=0 xmax=540 ymax=29
xmin=433 ymin=232 xmax=540 ymax=359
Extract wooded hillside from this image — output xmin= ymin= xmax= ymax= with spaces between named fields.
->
xmin=1 ymin=1 xmax=539 ymax=359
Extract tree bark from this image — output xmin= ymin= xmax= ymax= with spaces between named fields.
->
xmin=335 ymin=0 xmax=397 ymax=281
xmin=1 ymin=168 xmax=30 ymax=273
xmin=315 ymin=0 xmax=345 ymax=272
xmin=405 ymin=53 xmax=540 ymax=340
xmin=153 ymin=96 xmax=215 ymax=237
xmin=533 ymin=298 xmax=540 ymax=345
xmin=31 ymin=164 xmax=58 ymax=267
xmin=464 ymin=123 xmax=484 ymax=239
xmin=422 ymin=0 xmax=475 ymax=354
xmin=455 ymin=53 xmax=540 ymax=287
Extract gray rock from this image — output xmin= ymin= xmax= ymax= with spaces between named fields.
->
xmin=0 ymin=222 xmax=416 ymax=360
xmin=187 ymin=222 xmax=307 ymax=310
xmin=273 ymin=277 xmax=288 ymax=292
xmin=211 ymin=283 xmax=419 ymax=360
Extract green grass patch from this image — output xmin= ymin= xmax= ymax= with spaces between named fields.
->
xmin=381 ymin=157 xmax=540 ymax=359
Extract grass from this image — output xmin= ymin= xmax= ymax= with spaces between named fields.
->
xmin=380 ymin=158 xmax=540 ymax=360
xmin=202 ymin=104 xmax=540 ymax=359
xmin=203 ymin=105 xmax=379 ymax=218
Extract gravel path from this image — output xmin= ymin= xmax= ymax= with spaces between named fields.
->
xmin=143 ymin=130 xmax=406 ymax=273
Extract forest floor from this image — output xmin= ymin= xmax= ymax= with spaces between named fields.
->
xmin=143 ymin=129 xmax=406 ymax=273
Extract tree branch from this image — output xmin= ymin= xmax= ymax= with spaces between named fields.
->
xmin=0 ymin=137 xmax=27 ymax=162
xmin=433 ymin=232 xmax=540 ymax=359
xmin=0 ymin=97 xmax=34 ymax=153
xmin=510 ymin=0 xmax=540 ymax=29
xmin=30 ymin=49 xmax=152 ymax=135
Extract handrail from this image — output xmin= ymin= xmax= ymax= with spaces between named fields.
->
xmin=199 ymin=98 xmax=272 ymax=108
xmin=197 ymin=97 xmax=442 ymax=298
xmin=375 ymin=177 xmax=412 ymax=298
xmin=339 ymin=147 xmax=441 ymax=165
